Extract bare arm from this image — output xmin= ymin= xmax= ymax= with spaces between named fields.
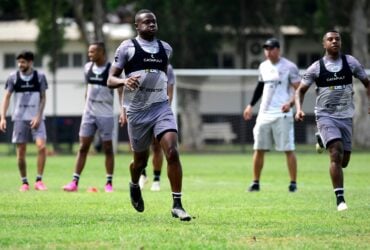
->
xmin=30 ymin=90 xmax=46 ymax=129
xmin=117 ymin=86 xmax=127 ymax=127
xmin=0 ymin=91 xmax=12 ymax=132
xmin=107 ymin=66 xmax=140 ymax=90
xmin=167 ymin=84 xmax=174 ymax=105
xmin=294 ymin=83 xmax=310 ymax=122
xmin=360 ymin=78 xmax=370 ymax=114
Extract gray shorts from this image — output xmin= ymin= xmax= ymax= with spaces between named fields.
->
xmin=12 ymin=120 xmax=47 ymax=143
xmin=316 ymin=116 xmax=352 ymax=151
xmin=79 ymin=114 xmax=114 ymax=141
xmin=127 ymin=101 xmax=177 ymax=152
xmin=253 ymin=116 xmax=295 ymax=151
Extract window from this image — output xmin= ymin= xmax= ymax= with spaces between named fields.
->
xmin=33 ymin=55 xmax=42 ymax=67
xmin=72 ymin=53 xmax=83 ymax=67
xmin=222 ymin=53 xmax=235 ymax=69
xmin=4 ymin=53 xmax=16 ymax=69
xmin=58 ymin=53 xmax=69 ymax=68
xmin=297 ymin=53 xmax=307 ymax=69
xmin=297 ymin=52 xmax=322 ymax=68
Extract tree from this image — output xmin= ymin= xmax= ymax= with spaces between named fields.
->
xmin=68 ymin=0 xmax=107 ymax=49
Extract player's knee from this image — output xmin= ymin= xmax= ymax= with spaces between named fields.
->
xmin=166 ymin=147 xmax=180 ymax=164
xmin=330 ymin=149 xmax=344 ymax=166
xmin=37 ymin=145 xmax=46 ymax=154
xmin=103 ymin=144 xmax=113 ymax=155
xmin=78 ymin=144 xmax=90 ymax=154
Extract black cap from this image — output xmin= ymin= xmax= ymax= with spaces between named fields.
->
xmin=16 ymin=50 xmax=34 ymax=61
xmin=262 ymin=38 xmax=280 ymax=49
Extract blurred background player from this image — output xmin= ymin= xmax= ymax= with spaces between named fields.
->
xmin=139 ymin=64 xmax=176 ymax=191
xmin=243 ymin=38 xmax=300 ymax=193
xmin=108 ymin=9 xmax=191 ymax=221
xmin=0 ymin=51 xmax=48 ymax=192
xmin=295 ymin=30 xmax=370 ymax=211
xmin=63 ymin=42 xmax=121 ymax=192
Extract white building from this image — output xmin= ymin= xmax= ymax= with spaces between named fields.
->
xmin=0 ymin=20 xmax=134 ymax=116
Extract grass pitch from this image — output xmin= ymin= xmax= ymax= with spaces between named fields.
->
xmin=0 ymin=149 xmax=369 ymax=249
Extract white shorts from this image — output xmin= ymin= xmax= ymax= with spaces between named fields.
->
xmin=253 ymin=116 xmax=295 ymax=151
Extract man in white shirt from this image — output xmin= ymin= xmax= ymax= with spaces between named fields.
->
xmin=243 ymin=38 xmax=300 ymax=193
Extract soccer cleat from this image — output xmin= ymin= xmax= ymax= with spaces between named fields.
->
xmin=171 ymin=206 xmax=192 ymax=221
xmin=34 ymin=181 xmax=47 ymax=191
xmin=288 ymin=183 xmax=297 ymax=192
xmin=19 ymin=183 xmax=29 ymax=192
xmin=150 ymin=181 xmax=160 ymax=191
xmin=138 ymin=174 xmax=148 ymax=190
xmin=105 ymin=183 xmax=113 ymax=193
xmin=130 ymin=182 xmax=144 ymax=212
xmin=337 ymin=202 xmax=348 ymax=211
xmin=247 ymin=182 xmax=260 ymax=192
xmin=63 ymin=180 xmax=78 ymax=192
xmin=315 ymin=132 xmax=324 ymax=154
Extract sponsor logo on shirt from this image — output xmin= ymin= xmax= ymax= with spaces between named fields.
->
xmin=326 ymin=72 xmax=345 ymax=82
xmin=20 ymin=81 xmax=35 ymax=88
xmin=143 ymin=54 xmax=163 ymax=63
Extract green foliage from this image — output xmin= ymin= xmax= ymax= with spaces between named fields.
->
xmin=1 ymin=0 xmax=365 ymax=68
xmin=20 ymin=0 xmax=66 ymax=72
xmin=0 ymin=151 xmax=369 ymax=249
xmin=131 ymin=0 xmax=221 ymax=68
xmin=0 ymin=0 xmax=22 ymax=20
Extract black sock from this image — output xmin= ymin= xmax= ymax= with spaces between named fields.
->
xmin=334 ymin=188 xmax=345 ymax=205
xmin=73 ymin=173 xmax=80 ymax=184
xmin=290 ymin=181 xmax=296 ymax=186
xmin=172 ymin=192 xmax=183 ymax=208
xmin=21 ymin=177 xmax=29 ymax=185
xmin=153 ymin=170 xmax=161 ymax=181
xmin=252 ymin=180 xmax=259 ymax=185
xmin=106 ymin=175 xmax=113 ymax=185
xmin=36 ymin=175 xmax=42 ymax=182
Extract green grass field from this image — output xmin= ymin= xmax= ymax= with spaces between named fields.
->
xmin=0 ymin=149 xmax=369 ymax=249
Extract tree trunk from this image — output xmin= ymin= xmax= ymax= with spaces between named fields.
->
xmin=351 ymin=0 xmax=370 ymax=148
xmin=70 ymin=0 xmax=90 ymax=48
xmin=92 ymin=0 xmax=106 ymax=44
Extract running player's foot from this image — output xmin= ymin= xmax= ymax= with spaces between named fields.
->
xmin=19 ymin=183 xmax=29 ymax=192
xmin=63 ymin=180 xmax=78 ymax=192
xmin=34 ymin=181 xmax=47 ymax=191
xmin=315 ymin=132 xmax=324 ymax=153
xmin=105 ymin=183 xmax=113 ymax=192
xmin=337 ymin=202 xmax=348 ymax=211
xmin=247 ymin=182 xmax=260 ymax=192
xmin=171 ymin=206 xmax=192 ymax=221
xmin=288 ymin=182 xmax=297 ymax=192
xmin=130 ymin=182 xmax=144 ymax=212
xmin=150 ymin=181 xmax=160 ymax=191
xmin=138 ymin=174 xmax=148 ymax=190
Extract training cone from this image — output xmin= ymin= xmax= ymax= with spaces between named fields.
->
xmin=87 ymin=186 xmax=98 ymax=193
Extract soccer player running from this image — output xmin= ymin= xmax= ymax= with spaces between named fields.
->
xmin=138 ymin=64 xmax=176 ymax=191
xmin=63 ymin=42 xmax=121 ymax=192
xmin=243 ymin=38 xmax=300 ymax=193
xmin=295 ymin=30 xmax=370 ymax=211
xmin=108 ymin=9 xmax=191 ymax=221
xmin=0 ymin=51 xmax=48 ymax=192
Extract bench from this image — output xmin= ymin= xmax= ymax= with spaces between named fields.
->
xmin=201 ymin=122 xmax=237 ymax=144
